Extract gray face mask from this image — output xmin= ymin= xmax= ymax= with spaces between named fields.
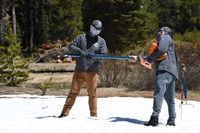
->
xmin=90 ymin=25 xmax=102 ymax=36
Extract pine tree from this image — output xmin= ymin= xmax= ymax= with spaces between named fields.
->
xmin=114 ymin=0 xmax=150 ymax=52
xmin=49 ymin=0 xmax=83 ymax=41
xmin=83 ymin=0 xmax=151 ymax=53
xmin=156 ymin=0 xmax=181 ymax=31
xmin=0 ymin=27 xmax=29 ymax=86
xmin=179 ymin=0 xmax=200 ymax=33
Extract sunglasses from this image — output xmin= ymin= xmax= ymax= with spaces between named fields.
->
xmin=92 ymin=25 xmax=102 ymax=31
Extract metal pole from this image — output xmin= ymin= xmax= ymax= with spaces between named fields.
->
xmin=65 ymin=54 xmax=152 ymax=69
xmin=179 ymin=63 xmax=194 ymax=122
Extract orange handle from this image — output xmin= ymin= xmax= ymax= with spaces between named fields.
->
xmin=140 ymin=58 xmax=152 ymax=69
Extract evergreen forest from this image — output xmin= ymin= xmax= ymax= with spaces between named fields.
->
xmin=1 ymin=0 xmax=200 ymax=54
xmin=0 ymin=0 xmax=200 ymax=91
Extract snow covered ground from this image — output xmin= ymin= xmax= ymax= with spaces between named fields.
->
xmin=0 ymin=95 xmax=199 ymax=133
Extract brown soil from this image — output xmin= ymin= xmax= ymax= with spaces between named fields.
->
xmin=0 ymin=63 xmax=200 ymax=101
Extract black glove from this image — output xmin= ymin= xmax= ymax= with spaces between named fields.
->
xmin=136 ymin=55 xmax=147 ymax=62
xmin=77 ymin=48 xmax=91 ymax=58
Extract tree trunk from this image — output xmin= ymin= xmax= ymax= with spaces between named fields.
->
xmin=0 ymin=0 xmax=4 ymax=46
xmin=12 ymin=0 xmax=17 ymax=44
xmin=26 ymin=0 xmax=34 ymax=55
xmin=104 ymin=16 xmax=117 ymax=54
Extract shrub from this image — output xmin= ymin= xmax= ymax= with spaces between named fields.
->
xmin=99 ymin=59 xmax=154 ymax=91
xmin=0 ymin=28 xmax=29 ymax=86
xmin=174 ymin=29 xmax=200 ymax=45
xmin=99 ymin=35 xmax=200 ymax=92
xmin=175 ymin=40 xmax=200 ymax=92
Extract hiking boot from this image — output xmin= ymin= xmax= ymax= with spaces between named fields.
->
xmin=90 ymin=114 xmax=97 ymax=117
xmin=166 ymin=123 xmax=175 ymax=126
xmin=90 ymin=111 xmax=97 ymax=117
xmin=167 ymin=119 xmax=175 ymax=126
xmin=58 ymin=114 xmax=67 ymax=118
xmin=144 ymin=116 xmax=159 ymax=126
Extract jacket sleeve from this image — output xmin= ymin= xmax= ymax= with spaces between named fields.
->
xmin=68 ymin=35 xmax=83 ymax=54
xmin=147 ymin=35 xmax=170 ymax=63
xmin=95 ymin=38 xmax=108 ymax=62
xmin=99 ymin=39 xmax=107 ymax=54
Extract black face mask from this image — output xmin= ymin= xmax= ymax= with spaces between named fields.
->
xmin=156 ymin=31 xmax=162 ymax=41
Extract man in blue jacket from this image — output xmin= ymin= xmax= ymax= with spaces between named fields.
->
xmin=144 ymin=27 xmax=179 ymax=126
xmin=58 ymin=20 xmax=107 ymax=118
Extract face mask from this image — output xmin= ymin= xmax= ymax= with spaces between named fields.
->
xmin=156 ymin=31 xmax=163 ymax=41
xmin=90 ymin=25 xmax=102 ymax=36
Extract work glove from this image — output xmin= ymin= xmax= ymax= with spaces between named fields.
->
xmin=77 ymin=48 xmax=92 ymax=59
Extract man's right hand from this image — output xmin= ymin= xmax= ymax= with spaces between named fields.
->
xmin=79 ymin=50 xmax=92 ymax=58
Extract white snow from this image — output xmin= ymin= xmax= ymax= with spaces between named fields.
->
xmin=0 ymin=94 xmax=199 ymax=133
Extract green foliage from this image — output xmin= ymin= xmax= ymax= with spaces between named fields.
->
xmin=156 ymin=0 xmax=181 ymax=29
xmin=179 ymin=0 xmax=200 ymax=33
xmin=8 ymin=0 xmax=200 ymax=54
xmin=39 ymin=77 xmax=52 ymax=96
xmin=115 ymin=4 xmax=149 ymax=52
xmin=49 ymin=0 xmax=83 ymax=41
xmin=174 ymin=29 xmax=200 ymax=45
xmin=83 ymin=0 xmax=152 ymax=53
xmin=141 ymin=0 xmax=159 ymax=36
xmin=0 ymin=27 xmax=29 ymax=86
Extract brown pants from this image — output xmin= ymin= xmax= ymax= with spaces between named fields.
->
xmin=60 ymin=70 xmax=98 ymax=116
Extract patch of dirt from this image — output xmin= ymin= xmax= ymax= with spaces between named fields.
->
xmin=0 ymin=63 xmax=134 ymax=97
xmin=1 ymin=63 xmax=200 ymax=101
xmin=0 ymin=85 xmax=154 ymax=98
xmin=27 ymin=73 xmax=73 ymax=84
xmin=29 ymin=62 xmax=75 ymax=71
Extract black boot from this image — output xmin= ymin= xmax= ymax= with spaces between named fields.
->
xmin=144 ymin=116 xmax=159 ymax=126
xmin=166 ymin=123 xmax=175 ymax=126
xmin=58 ymin=114 xmax=67 ymax=118
xmin=166 ymin=119 xmax=175 ymax=126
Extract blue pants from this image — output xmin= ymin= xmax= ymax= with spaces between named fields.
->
xmin=152 ymin=71 xmax=176 ymax=123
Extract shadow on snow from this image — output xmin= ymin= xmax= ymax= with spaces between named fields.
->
xmin=108 ymin=117 xmax=146 ymax=125
xmin=35 ymin=115 xmax=58 ymax=119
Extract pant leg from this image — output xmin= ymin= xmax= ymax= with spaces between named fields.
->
xmin=85 ymin=72 xmax=98 ymax=116
xmin=164 ymin=74 xmax=176 ymax=124
xmin=61 ymin=70 xmax=85 ymax=116
xmin=152 ymin=72 xmax=171 ymax=117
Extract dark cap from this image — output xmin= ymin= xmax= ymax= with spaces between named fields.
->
xmin=92 ymin=20 xmax=104 ymax=30
xmin=160 ymin=26 xmax=171 ymax=35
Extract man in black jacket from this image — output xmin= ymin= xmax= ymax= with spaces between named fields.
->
xmin=58 ymin=20 xmax=107 ymax=118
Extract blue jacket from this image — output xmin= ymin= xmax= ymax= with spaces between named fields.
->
xmin=147 ymin=34 xmax=179 ymax=79
xmin=68 ymin=32 xmax=107 ymax=72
